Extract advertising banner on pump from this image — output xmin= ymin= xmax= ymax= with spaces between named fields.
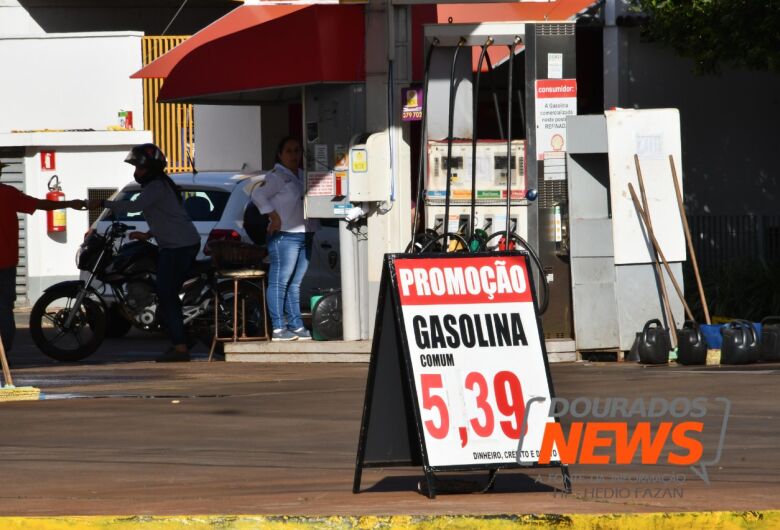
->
xmin=393 ymin=254 xmax=559 ymax=468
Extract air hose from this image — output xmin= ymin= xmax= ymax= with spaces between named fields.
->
xmin=469 ymin=39 xmax=493 ymax=252
xmin=409 ymin=38 xmax=438 ymax=253
xmin=483 ymin=229 xmax=550 ymax=315
xmin=441 ymin=38 xmax=466 ymax=251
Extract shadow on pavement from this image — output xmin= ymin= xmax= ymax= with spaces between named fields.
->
xmin=9 ymin=309 xmax=210 ymax=369
xmin=362 ymin=472 xmax=559 ymax=496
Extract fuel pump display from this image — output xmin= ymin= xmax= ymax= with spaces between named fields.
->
xmin=425 ymin=140 xmax=527 ymax=241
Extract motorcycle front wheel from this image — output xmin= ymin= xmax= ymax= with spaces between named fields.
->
xmin=29 ymin=284 xmax=107 ymax=362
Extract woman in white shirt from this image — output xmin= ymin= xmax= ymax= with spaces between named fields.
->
xmin=251 ymin=137 xmax=318 ymax=341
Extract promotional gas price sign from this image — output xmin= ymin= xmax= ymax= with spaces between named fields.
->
xmin=354 ymin=252 xmax=566 ymax=497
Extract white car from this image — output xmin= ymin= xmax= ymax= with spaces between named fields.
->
xmin=88 ymin=171 xmax=341 ymax=321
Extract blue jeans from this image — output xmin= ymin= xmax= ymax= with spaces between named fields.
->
xmin=156 ymin=244 xmax=199 ymax=346
xmin=267 ymin=232 xmax=312 ymax=330
xmin=0 ymin=267 xmax=15 ymax=352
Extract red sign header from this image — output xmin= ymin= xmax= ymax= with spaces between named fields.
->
xmin=535 ymin=79 xmax=577 ymax=99
xmin=394 ymin=255 xmax=532 ymax=306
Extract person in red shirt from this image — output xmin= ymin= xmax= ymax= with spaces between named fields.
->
xmin=0 ymin=161 xmax=85 ymax=352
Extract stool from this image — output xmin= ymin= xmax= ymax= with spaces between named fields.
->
xmin=208 ymin=268 xmax=269 ymax=361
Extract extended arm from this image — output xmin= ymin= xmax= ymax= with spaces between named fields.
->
xmin=35 ymin=198 xmax=85 ymax=211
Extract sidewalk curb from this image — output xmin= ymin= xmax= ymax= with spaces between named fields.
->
xmin=0 ymin=511 xmax=776 ymax=529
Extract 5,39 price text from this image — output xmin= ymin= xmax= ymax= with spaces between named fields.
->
xmin=420 ymin=370 xmax=527 ymax=447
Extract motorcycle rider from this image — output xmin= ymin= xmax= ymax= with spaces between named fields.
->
xmin=87 ymin=144 xmax=200 ymax=362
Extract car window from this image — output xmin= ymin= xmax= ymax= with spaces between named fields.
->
xmin=104 ymin=188 xmax=230 ymax=222
xmin=182 ymin=191 xmax=227 ymax=221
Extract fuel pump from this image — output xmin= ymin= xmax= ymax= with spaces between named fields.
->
xmin=46 ymin=175 xmax=67 ymax=233
xmin=401 ymin=22 xmax=572 ymax=495
xmin=413 ymin=24 xmax=550 ymax=313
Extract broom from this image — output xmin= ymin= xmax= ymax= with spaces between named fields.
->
xmin=634 ymin=155 xmax=679 ymax=362
xmin=0 ymin=334 xmax=41 ymax=402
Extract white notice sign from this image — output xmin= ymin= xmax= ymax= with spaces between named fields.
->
xmin=548 ymin=53 xmax=563 ymax=79
xmin=313 ymin=144 xmax=329 ymax=171
xmin=394 ymin=254 xmax=559 ymax=467
xmin=535 ymin=79 xmax=577 ymax=162
xmin=306 ymin=171 xmax=335 ymax=196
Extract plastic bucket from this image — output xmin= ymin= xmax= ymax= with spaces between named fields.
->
xmin=700 ymin=322 xmax=762 ymax=350
xmin=700 ymin=324 xmax=723 ymax=349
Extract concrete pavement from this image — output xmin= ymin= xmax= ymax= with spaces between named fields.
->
xmin=2 ymin=317 xmax=780 ymax=521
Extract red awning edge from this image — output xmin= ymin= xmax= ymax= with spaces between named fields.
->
xmin=155 ymin=4 xmax=365 ymax=103
xmin=132 ymin=4 xmax=309 ymax=79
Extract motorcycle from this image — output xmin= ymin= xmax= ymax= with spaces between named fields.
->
xmin=29 ymin=222 xmax=262 ymax=361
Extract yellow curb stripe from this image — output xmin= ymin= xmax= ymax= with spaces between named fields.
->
xmin=0 ymin=511 xmax=777 ymax=530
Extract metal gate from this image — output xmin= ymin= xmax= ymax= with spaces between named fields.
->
xmin=141 ymin=36 xmax=194 ymax=173
xmin=0 ymin=150 xmax=28 ymax=306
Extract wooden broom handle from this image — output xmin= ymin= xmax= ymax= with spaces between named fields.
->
xmin=629 ymin=184 xmax=695 ymax=321
xmin=669 ymin=155 xmax=711 ymax=325
xmin=0 ymin=335 xmax=13 ymax=387
xmin=634 ymin=155 xmax=678 ymax=347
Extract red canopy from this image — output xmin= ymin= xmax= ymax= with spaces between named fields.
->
xmin=135 ymin=4 xmax=365 ymax=103
xmin=134 ymin=1 xmax=595 ymax=103
xmin=133 ymin=5 xmax=311 ymax=80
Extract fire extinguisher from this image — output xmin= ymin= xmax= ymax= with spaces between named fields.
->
xmin=46 ymin=175 xmax=67 ymax=233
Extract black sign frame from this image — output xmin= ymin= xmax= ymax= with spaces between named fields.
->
xmin=353 ymin=251 xmax=571 ymax=498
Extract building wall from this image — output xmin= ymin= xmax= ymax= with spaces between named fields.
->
xmin=0 ymin=3 xmax=230 ymax=304
xmin=0 ymin=29 xmax=154 ymax=304
xmin=0 ymin=32 xmax=145 ymax=133
xmin=194 ymin=105 xmax=262 ymax=172
xmin=20 ymin=140 xmax=150 ymax=303
xmin=623 ymin=29 xmax=780 ymax=216
xmin=0 ymin=4 xmax=44 ymax=35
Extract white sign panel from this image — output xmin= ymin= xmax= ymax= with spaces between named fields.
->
xmin=605 ymin=108 xmax=685 ymax=265
xmin=547 ymin=53 xmax=563 ymax=79
xmin=535 ymin=79 xmax=577 ymax=162
xmin=394 ymin=255 xmax=559 ymax=467
xmin=306 ymin=171 xmax=336 ymax=196
xmin=313 ymin=143 xmax=329 ymax=171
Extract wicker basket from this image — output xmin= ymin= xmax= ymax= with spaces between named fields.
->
xmin=206 ymin=240 xmax=264 ymax=270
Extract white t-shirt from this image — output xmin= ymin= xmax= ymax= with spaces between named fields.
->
xmin=250 ymin=164 xmax=319 ymax=233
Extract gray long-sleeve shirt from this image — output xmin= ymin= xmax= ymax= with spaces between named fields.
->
xmin=104 ymin=179 xmax=200 ymax=249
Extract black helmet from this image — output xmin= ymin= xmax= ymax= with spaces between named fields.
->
xmin=125 ymin=143 xmax=167 ymax=171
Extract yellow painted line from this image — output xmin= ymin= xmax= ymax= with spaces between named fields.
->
xmin=0 ymin=512 xmax=778 ymax=530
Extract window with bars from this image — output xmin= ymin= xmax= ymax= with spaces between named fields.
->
xmin=87 ymin=188 xmax=118 ymax=226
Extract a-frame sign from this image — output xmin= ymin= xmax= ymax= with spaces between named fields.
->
xmin=353 ymin=251 xmax=570 ymax=498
